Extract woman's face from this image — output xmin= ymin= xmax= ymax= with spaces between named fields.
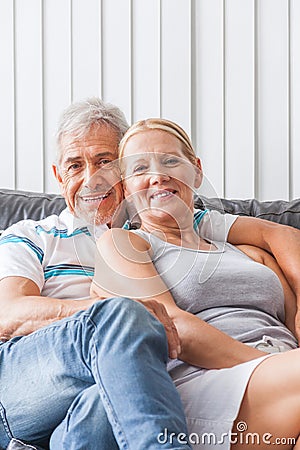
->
xmin=121 ymin=129 xmax=202 ymax=224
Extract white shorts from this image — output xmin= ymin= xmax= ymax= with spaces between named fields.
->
xmin=171 ymin=353 xmax=274 ymax=450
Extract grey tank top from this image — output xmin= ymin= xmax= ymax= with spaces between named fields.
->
xmin=133 ymin=230 xmax=297 ymax=370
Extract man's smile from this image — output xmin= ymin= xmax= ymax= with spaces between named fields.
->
xmin=80 ymin=191 xmax=112 ymax=203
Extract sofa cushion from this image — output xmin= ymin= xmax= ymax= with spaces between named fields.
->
xmin=195 ymin=196 xmax=300 ymax=229
xmin=1 ymin=189 xmax=299 ymax=231
xmin=0 ymin=189 xmax=66 ymax=231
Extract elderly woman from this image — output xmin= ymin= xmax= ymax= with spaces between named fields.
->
xmin=91 ymin=118 xmax=300 ymax=450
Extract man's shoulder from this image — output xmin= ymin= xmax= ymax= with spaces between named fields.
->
xmin=1 ymin=209 xmax=71 ymax=239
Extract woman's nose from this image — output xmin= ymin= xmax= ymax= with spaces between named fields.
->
xmin=148 ymin=169 xmax=170 ymax=185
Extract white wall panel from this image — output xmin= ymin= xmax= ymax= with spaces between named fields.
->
xmin=132 ymin=0 xmax=160 ymax=121
xmin=72 ymin=0 xmax=101 ymax=101
xmin=161 ymin=0 xmax=191 ymax=134
xmin=1 ymin=0 xmax=300 ymax=201
xmin=14 ymin=0 xmax=44 ymax=192
xmin=102 ymin=0 xmax=132 ymax=124
xmin=193 ymin=0 xmax=224 ymax=198
xmin=256 ymin=0 xmax=289 ymax=201
xmin=0 ymin=0 xmax=15 ymax=189
xmin=291 ymin=0 xmax=300 ymax=199
xmin=43 ymin=0 xmax=71 ymax=193
xmin=224 ymin=0 xmax=255 ymax=199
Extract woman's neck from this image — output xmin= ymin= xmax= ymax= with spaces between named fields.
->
xmin=140 ymin=214 xmax=202 ymax=249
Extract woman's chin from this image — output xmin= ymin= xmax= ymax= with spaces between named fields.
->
xmin=143 ymin=207 xmax=186 ymax=225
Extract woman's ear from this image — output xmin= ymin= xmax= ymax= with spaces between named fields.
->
xmin=194 ymin=157 xmax=203 ymax=188
xmin=122 ymin=182 xmax=132 ymax=203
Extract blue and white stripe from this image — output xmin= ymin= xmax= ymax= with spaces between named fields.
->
xmin=35 ymin=225 xmax=91 ymax=238
xmin=44 ymin=264 xmax=94 ymax=280
xmin=0 ymin=234 xmax=44 ymax=263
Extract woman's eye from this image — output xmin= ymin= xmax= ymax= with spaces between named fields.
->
xmin=132 ymin=165 xmax=147 ymax=174
xmin=163 ymin=157 xmax=179 ymax=165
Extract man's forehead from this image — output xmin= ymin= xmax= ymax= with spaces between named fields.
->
xmin=60 ymin=129 xmax=119 ymax=160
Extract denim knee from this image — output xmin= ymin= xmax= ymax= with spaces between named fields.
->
xmin=86 ymin=297 xmax=168 ymax=362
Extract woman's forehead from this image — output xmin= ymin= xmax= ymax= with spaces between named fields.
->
xmin=123 ymin=129 xmax=184 ymax=155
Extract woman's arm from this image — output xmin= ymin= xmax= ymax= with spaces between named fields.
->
xmin=236 ymin=244 xmax=297 ymax=337
xmin=92 ymin=228 xmax=264 ymax=370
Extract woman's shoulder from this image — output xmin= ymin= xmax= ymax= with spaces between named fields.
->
xmin=97 ymin=227 xmax=151 ymax=252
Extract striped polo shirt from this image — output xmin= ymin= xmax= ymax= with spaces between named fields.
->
xmin=0 ymin=208 xmax=237 ymax=300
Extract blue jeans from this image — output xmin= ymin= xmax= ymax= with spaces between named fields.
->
xmin=0 ymin=297 xmax=191 ymax=449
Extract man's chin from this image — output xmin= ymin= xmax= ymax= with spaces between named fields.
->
xmin=75 ymin=209 xmax=113 ymax=226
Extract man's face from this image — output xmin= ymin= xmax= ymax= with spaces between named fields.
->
xmin=53 ymin=124 xmax=124 ymax=225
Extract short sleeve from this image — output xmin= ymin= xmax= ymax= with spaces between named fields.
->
xmin=195 ymin=209 xmax=238 ymax=242
xmin=0 ymin=221 xmax=45 ymax=290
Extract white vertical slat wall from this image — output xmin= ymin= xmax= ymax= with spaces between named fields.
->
xmin=0 ymin=0 xmax=15 ymax=189
xmin=43 ymin=0 xmax=71 ymax=193
xmin=193 ymin=0 xmax=225 ymax=197
xmin=256 ymin=0 xmax=290 ymax=201
xmin=224 ymin=0 xmax=256 ymax=199
xmin=290 ymin=0 xmax=300 ymax=199
xmin=0 ymin=0 xmax=299 ymax=200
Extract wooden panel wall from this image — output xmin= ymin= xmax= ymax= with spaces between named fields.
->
xmin=0 ymin=0 xmax=299 ymax=200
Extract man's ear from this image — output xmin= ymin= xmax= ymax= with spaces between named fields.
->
xmin=52 ymin=165 xmax=64 ymax=193
xmin=194 ymin=157 xmax=203 ymax=189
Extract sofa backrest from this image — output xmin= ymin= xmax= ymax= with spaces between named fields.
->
xmin=195 ymin=196 xmax=300 ymax=229
xmin=1 ymin=188 xmax=300 ymax=231
xmin=0 ymin=189 xmax=66 ymax=231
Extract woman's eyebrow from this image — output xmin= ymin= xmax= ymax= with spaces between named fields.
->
xmin=125 ymin=156 xmax=148 ymax=166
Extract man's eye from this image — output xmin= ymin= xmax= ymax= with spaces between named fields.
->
xmin=68 ymin=163 xmax=81 ymax=171
xmin=98 ymin=159 xmax=115 ymax=169
xmin=99 ymin=159 xmax=112 ymax=165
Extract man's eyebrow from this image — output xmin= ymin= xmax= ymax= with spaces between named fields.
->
xmin=63 ymin=152 xmax=114 ymax=165
xmin=63 ymin=156 xmax=82 ymax=165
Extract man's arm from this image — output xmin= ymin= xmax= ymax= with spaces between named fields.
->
xmin=0 ymin=276 xmax=182 ymax=361
xmin=0 ymin=276 xmax=96 ymax=340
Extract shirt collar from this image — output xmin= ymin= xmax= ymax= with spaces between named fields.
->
xmin=59 ymin=208 xmax=109 ymax=240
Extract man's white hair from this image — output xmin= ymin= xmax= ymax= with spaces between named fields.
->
xmin=55 ymin=97 xmax=129 ymax=166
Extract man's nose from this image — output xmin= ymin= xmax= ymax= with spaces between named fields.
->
xmin=83 ymin=166 xmax=104 ymax=190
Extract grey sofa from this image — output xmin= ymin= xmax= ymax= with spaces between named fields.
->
xmin=1 ymin=188 xmax=300 ymax=450
xmin=1 ymin=188 xmax=300 ymax=231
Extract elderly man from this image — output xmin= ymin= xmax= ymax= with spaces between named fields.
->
xmin=0 ymin=100 xmax=191 ymax=450
xmin=1 ymin=97 xmax=300 ymax=450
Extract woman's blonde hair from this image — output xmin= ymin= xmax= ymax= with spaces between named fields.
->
xmin=118 ymin=118 xmax=198 ymax=166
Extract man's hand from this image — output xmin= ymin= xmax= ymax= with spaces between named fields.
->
xmin=136 ymin=298 xmax=181 ymax=360
xmin=90 ymin=280 xmax=102 ymax=299
xmin=294 ymin=307 xmax=300 ymax=344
